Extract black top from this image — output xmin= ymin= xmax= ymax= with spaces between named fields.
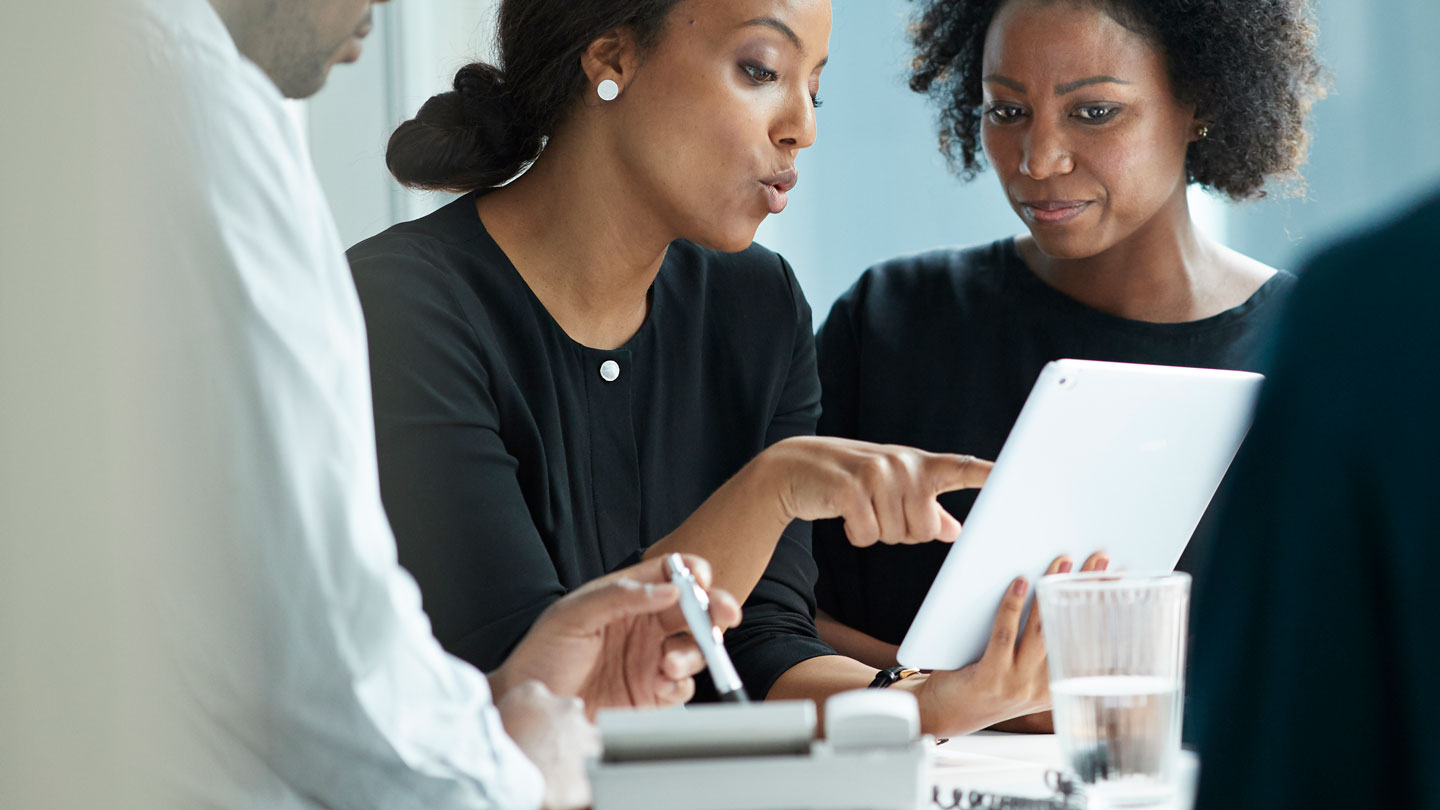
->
xmin=1189 ymin=194 xmax=1440 ymax=810
xmin=812 ymin=237 xmax=1297 ymax=645
xmin=345 ymin=193 xmax=832 ymax=699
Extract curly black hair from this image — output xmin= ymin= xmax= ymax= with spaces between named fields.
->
xmin=908 ymin=0 xmax=1327 ymax=199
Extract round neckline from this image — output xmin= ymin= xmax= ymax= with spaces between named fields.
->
xmin=459 ymin=192 xmax=661 ymax=354
xmin=1000 ymin=236 xmax=1290 ymax=336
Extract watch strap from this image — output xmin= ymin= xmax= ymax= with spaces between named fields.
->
xmin=868 ymin=666 xmax=920 ymax=689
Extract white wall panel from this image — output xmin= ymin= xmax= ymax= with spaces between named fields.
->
xmin=308 ymin=1 xmax=500 ymax=248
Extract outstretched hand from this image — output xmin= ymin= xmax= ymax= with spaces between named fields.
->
xmin=766 ymin=436 xmax=993 ymax=547
xmin=491 ymin=554 xmax=742 ymax=716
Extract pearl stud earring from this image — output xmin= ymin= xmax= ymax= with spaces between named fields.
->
xmin=597 ymin=79 xmax=620 ymax=102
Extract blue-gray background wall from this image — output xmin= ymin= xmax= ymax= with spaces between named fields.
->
xmin=752 ymin=0 xmax=1440 ymax=322
xmin=1221 ymin=1 xmax=1440 ymax=270
xmin=312 ymin=0 xmax=1440 ymax=323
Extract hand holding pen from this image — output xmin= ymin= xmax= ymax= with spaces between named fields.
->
xmin=491 ymin=553 xmax=743 ymax=716
xmin=666 ymin=553 xmax=751 ymax=702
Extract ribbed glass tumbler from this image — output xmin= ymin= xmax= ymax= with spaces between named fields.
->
xmin=1037 ymin=572 xmax=1191 ymax=808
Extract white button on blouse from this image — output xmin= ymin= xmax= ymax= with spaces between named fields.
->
xmin=600 ymin=360 xmax=620 ymax=382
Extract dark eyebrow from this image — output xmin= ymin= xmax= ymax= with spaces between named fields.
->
xmin=983 ymin=74 xmax=1132 ymax=95
xmin=982 ymin=74 xmax=1026 ymax=93
xmin=740 ymin=17 xmax=800 ymax=46
xmin=738 ymin=17 xmax=829 ymax=68
xmin=1055 ymin=75 xmax=1131 ymax=95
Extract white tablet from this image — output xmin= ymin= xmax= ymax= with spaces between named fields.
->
xmin=897 ymin=359 xmax=1263 ymax=670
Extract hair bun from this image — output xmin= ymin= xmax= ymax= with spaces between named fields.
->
xmin=453 ymin=62 xmax=504 ymax=101
xmin=385 ymin=62 xmax=542 ymax=192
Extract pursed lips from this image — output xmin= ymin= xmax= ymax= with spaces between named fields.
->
xmin=761 ymin=168 xmax=799 ymax=194
xmin=759 ymin=168 xmax=799 ymax=215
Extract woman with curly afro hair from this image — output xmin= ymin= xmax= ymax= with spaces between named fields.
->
xmin=810 ymin=0 xmax=1326 ymax=725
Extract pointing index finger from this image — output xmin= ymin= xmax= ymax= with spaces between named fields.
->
xmin=927 ymin=454 xmax=993 ymax=494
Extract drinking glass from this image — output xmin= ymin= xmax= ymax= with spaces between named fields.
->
xmin=1036 ymin=572 xmax=1190 ymax=807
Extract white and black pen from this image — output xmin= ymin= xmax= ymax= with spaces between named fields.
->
xmin=665 ymin=552 xmax=749 ymax=703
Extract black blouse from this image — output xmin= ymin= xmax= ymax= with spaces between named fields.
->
xmin=813 ymin=237 xmax=1297 ymax=646
xmin=347 ymin=193 xmax=832 ymax=698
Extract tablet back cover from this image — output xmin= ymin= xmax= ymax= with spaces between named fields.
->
xmin=898 ymin=359 xmax=1262 ymax=670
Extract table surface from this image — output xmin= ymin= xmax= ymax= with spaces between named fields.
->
xmin=934 ymin=732 xmax=1066 ymax=800
xmin=933 ymin=733 xmax=1195 ymax=809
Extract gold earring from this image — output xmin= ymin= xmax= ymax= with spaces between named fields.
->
xmin=1197 ymin=125 xmax=1210 ymax=140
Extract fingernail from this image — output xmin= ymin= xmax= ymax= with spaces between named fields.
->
xmin=1059 ymin=561 xmax=1074 ymax=574
xmin=1012 ymin=578 xmax=1028 ymax=597
xmin=1098 ymin=556 xmax=1110 ymax=571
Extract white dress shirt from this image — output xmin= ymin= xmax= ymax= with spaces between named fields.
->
xmin=98 ymin=1 xmax=546 ymax=808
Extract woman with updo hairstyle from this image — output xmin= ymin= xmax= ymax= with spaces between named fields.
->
xmin=812 ymin=0 xmax=1327 ymax=699
xmin=349 ymin=0 xmax=1084 ymax=736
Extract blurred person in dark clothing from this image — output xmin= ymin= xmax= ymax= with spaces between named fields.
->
xmin=1189 ymin=190 xmax=1440 ymax=809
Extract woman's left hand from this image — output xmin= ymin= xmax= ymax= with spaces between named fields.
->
xmin=984 ymin=551 xmax=1112 ymax=735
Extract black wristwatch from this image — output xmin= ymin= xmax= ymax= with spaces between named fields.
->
xmin=868 ymin=666 xmax=921 ymax=689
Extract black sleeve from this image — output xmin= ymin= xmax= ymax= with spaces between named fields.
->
xmin=723 ymin=255 xmax=836 ymax=698
xmin=810 ymin=280 xmax=867 ymax=627
xmin=350 ymin=252 xmax=564 ymax=673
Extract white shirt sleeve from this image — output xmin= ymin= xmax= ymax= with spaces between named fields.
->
xmin=111 ymin=3 xmax=546 ymax=809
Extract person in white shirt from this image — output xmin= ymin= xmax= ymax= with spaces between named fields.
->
xmin=69 ymin=1 xmax=740 ymax=809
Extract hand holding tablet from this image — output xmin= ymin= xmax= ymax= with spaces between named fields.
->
xmin=899 ymin=551 xmax=1110 ymax=737
xmin=899 ymin=360 xmax=1263 ymax=671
